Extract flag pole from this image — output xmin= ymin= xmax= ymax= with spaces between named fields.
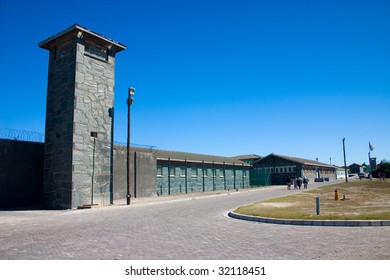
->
xmin=368 ymin=142 xmax=374 ymax=173
xmin=368 ymin=142 xmax=371 ymax=174
xmin=368 ymin=151 xmax=371 ymax=173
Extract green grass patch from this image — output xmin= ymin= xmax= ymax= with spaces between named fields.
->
xmin=235 ymin=180 xmax=390 ymax=220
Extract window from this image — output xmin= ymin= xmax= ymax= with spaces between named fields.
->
xmin=289 ymin=167 xmax=292 ymax=172
xmin=55 ymin=41 xmax=70 ymax=60
xmin=203 ymin=168 xmax=208 ymax=178
xmin=84 ymin=41 xmax=108 ymax=61
xmin=243 ymin=170 xmax=247 ymax=177
xmin=157 ymin=165 xmax=162 ymax=177
xmin=219 ymin=169 xmax=224 ymax=178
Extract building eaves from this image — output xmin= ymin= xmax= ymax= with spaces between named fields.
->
xmin=39 ymin=24 xmax=126 ymax=53
xmin=233 ymin=154 xmax=262 ymax=160
xmin=349 ymin=163 xmax=363 ymax=167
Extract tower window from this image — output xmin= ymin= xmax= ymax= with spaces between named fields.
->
xmin=85 ymin=41 xmax=108 ymax=61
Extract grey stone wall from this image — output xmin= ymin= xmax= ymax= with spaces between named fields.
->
xmin=1 ymin=141 xmax=157 ymax=208
xmin=43 ymin=39 xmax=77 ymax=209
xmin=0 ymin=140 xmax=43 ymax=208
xmin=113 ymin=146 xmax=157 ymax=199
xmin=70 ymin=40 xmax=115 ymax=208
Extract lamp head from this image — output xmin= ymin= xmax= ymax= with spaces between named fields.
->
xmin=128 ymin=87 xmax=135 ymax=97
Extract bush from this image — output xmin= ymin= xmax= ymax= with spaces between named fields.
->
xmin=373 ymin=162 xmax=390 ymax=178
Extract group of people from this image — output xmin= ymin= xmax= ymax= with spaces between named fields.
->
xmin=378 ymin=172 xmax=386 ymax=180
xmin=286 ymin=176 xmax=309 ymax=190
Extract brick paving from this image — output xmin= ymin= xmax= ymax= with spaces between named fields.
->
xmin=0 ymin=182 xmax=389 ymax=260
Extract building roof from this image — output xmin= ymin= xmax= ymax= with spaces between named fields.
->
xmin=155 ymin=149 xmax=251 ymax=167
xmin=39 ymin=24 xmax=126 ymax=53
xmin=349 ymin=163 xmax=363 ymax=167
xmin=233 ymin=154 xmax=262 ymax=161
xmin=254 ymin=153 xmax=336 ymax=169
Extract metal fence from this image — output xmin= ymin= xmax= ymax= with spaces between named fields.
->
xmin=114 ymin=141 xmax=157 ymax=152
xmin=0 ymin=128 xmax=45 ymax=143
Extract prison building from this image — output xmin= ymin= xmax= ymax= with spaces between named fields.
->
xmin=252 ymin=153 xmax=337 ymax=185
xmin=336 ymin=166 xmax=348 ymax=180
xmin=155 ymin=150 xmax=251 ymax=195
xmin=349 ymin=163 xmax=363 ymax=174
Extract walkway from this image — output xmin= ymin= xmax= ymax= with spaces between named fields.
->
xmin=0 ymin=181 xmax=389 ymax=259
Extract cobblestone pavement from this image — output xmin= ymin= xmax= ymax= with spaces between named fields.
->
xmin=0 ymin=182 xmax=389 ymax=260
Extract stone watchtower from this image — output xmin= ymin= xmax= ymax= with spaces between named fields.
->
xmin=39 ymin=24 xmax=126 ymax=209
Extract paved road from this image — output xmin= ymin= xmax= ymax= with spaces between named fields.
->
xmin=0 ymin=183 xmax=389 ymax=260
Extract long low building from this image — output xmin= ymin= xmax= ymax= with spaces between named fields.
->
xmin=252 ymin=153 xmax=337 ymax=185
xmin=155 ymin=150 xmax=252 ymax=195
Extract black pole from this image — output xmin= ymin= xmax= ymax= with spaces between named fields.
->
xmin=91 ymin=135 xmax=96 ymax=205
xmin=242 ymin=163 xmax=245 ymax=189
xmin=316 ymin=197 xmax=320 ymax=215
xmin=168 ymin=157 xmax=171 ymax=195
xmin=109 ymin=107 xmax=114 ymax=205
xmin=185 ymin=159 xmax=188 ymax=194
xmin=134 ymin=151 xmax=137 ymax=198
xmin=223 ymin=162 xmax=226 ymax=190
xmin=202 ymin=160 xmax=205 ymax=192
xmin=343 ymin=138 xmax=348 ymax=183
xmin=212 ymin=161 xmax=215 ymax=191
xmin=127 ymin=88 xmax=134 ymax=205
xmin=233 ymin=163 xmax=236 ymax=190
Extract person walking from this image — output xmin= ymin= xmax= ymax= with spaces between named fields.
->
xmin=286 ymin=176 xmax=292 ymax=190
xmin=303 ymin=176 xmax=309 ymax=189
xmin=297 ymin=177 xmax=303 ymax=189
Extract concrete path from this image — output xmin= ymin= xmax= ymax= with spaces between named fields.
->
xmin=0 ymin=182 xmax=389 ymax=260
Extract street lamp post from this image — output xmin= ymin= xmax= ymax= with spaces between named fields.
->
xmin=342 ymin=138 xmax=348 ymax=183
xmin=127 ymin=87 xmax=135 ymax=205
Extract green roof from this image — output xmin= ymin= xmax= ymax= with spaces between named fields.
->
xmin=255 ymin=153 xmax=336 ymax=169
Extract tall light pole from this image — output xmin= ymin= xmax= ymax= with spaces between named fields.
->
xmin=343 ymin=138 xmax=348 ymax=183
xmin=127 ymin=87 xmax=135 ymax=205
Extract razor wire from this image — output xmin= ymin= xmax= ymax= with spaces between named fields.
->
xmin=0 ymin=128 xmax=45 ymax=143
xmin=0 ymin=128 xmax=157 ymax=151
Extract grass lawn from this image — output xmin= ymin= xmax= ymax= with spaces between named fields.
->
xmin=235 ymin=179 xmax=390 ymax=220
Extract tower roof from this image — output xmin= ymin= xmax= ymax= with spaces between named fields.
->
xmin=39 ymin=24 xmax=126 ymax=53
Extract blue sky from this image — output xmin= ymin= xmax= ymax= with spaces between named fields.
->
xmin=0 ymin=0 xmax=389 ymax=166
